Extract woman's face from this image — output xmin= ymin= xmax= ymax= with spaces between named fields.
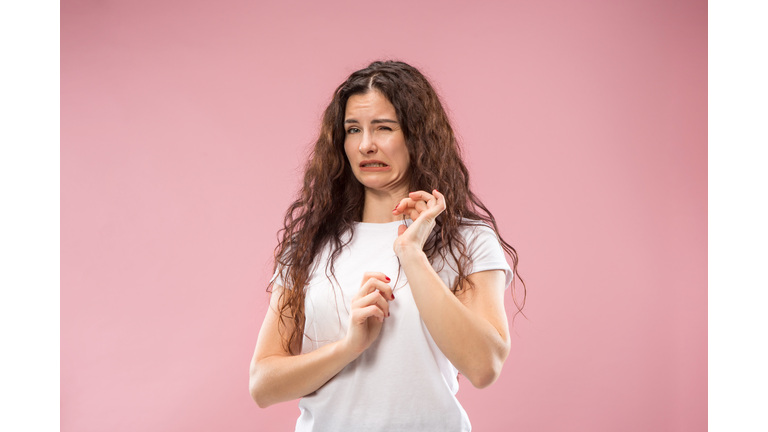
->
xmin=344 ymin=90 xmax=410 ymax=194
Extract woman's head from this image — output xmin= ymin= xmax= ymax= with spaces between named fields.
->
xmin=322 ymin=61 xmax=463 ymax=200
xmin=343 ymin=90 xmax=410 ymax=195
xmin=272 ymin=60 xmax=525 ymax=354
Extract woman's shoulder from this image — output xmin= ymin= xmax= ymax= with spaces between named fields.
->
xmin=432 ymin=217 xmax=503 ymax=254
xmin=453 ymin=218 xmax=509 ymax=259
xmin=455 ymin=217 xmax=498 ymax=238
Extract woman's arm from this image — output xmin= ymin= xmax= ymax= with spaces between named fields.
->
xmin=398 ymin=248 xmax=510 ymax=388
xmin=249 ymin=273 xmax=394 ymax=407
xmin=393 ymin=190 xmax=511 ymax=388
xmin=249 ymin=283 xmax=357 ymax=408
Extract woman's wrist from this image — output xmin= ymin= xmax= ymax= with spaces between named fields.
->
xmin=395 ymin=243 xmax=427 ymax=262
xmin=337 ymin=335 xmax=365 ymax=361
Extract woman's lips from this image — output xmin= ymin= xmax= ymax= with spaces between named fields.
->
xmin=359 ymin=161 xmax=390 ymax=171
xmin=360 ymin=165 xmax=391 ymax=172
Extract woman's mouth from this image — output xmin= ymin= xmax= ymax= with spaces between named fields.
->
xmin=360 ymin=161 xmax=391 ymax=171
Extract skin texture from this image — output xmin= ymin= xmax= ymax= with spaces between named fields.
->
xmin=249 ymin=91 xmax=510 ymax=408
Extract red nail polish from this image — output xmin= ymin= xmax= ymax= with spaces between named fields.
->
xmin=388 ymin=312 xmax=390 ymax=317
xmin=391 ymin=294 xmax=395 ymax=300
xmin=386 ymin=276 xmax=391 ymax=281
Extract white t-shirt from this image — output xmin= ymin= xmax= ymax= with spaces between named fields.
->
xmin=272 ymin=219 xmax=513 ymax=432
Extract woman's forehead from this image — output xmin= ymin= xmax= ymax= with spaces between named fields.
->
xmin=345 ymin=91 xmax=396 ymax=120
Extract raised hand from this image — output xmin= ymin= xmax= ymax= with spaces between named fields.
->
xmin=392 ymin=189 xmax=447 ymax=256
xmin=343 ymin=272 xmax=395 ymax=355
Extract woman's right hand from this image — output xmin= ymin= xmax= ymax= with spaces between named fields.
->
xmin=344 ymin=272 xmax=395 ymax=355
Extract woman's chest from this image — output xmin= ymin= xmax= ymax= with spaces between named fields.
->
xmin=301 ymin=235 xmax=418 ymax=352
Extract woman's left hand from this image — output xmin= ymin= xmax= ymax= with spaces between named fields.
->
xmin=392 ymin=189 xmax=446 ymax=257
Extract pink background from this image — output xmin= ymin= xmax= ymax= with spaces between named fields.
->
xmin=61 ymin=0 xmax=706 ymax=431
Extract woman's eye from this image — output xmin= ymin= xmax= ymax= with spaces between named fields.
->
xmin=379 ymin=126 xmax=392 ymax=131
xmin=347 ymin=127 xmax=360 ymax=134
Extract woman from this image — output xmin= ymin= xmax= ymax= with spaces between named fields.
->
xmin=249 ymin=60 xmax=525 ymax=431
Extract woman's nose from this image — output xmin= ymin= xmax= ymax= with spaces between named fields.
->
xmin=359 ymin=131 xmax=377 ymax=154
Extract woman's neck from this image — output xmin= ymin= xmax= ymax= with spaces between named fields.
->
xmin=361 ymin=187 xmax=409 ymax=223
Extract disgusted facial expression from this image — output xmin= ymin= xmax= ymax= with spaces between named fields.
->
xmin=344 ymin=91 xmax=410 ymax=194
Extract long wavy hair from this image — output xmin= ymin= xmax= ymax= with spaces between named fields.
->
xmin=270 ymin=60 xmax=525 ymax=354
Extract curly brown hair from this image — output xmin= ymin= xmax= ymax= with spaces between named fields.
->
xmin=271 ymin=60 xmax=525 ymax=354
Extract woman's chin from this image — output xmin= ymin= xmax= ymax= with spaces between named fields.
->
xmin=361 ymin=181 xmax=408 ymax=195
xmin=354 ymin=172 xmax=409 ymax=194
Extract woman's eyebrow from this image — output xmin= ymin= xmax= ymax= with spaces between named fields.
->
xmin=344 ymin=118 xmax=398 ymax=124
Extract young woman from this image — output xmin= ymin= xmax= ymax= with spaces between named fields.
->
xmin=249 ymin=60 xmax=525 ymax=431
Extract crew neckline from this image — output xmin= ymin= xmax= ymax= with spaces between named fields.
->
xmin=353 ymin=219 xmax=411 ymax=230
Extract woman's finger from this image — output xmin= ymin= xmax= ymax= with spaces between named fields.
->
xmin=409 ymin=189 xmax=446 ymax=223
xmin=357 ymin=272 xmax=394 ymax=300
xmin=392 ymin=197 xmax=414 ymax=215
xmin=359 ymin=272 xmax=389 ymax=290
xmin=393 ymin=196 xmax=431 ymax=217
xmin=393 ymin=198 xmax=418 ymax=215
xmin=408 ymin=191 xmax=435 ymax=205
xmin=351 ymin=304 xmax=386 ymax=324
xmin=352 ymin=291 xmax=390 ymax=318
xmin=414 ymin=200 xmax=428 ymax=214
xmin=360 ymin=276 xmax=394 ymax=301
xmin=432 ymin=189 xmax=447 ymax=211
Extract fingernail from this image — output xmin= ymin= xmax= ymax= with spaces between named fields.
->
xmin=386 ymin=276 xmax=391 ymax=281
xmin=388 ymin=312 xmax=391 ymax=317
xmin=391 ymin=294 xmax=395 ymax=300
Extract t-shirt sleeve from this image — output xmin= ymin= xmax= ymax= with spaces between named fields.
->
xmin=270 ymin=249 xmax=291 ymax=289
xmin=465 ymin=224 xmax=515 ymax=290
xmin=270 ymin=243 xmax=295 ymax=290
xmin=270 ymin=265 xmax=285 ymax=288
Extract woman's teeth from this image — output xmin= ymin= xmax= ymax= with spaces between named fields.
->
xmin=363 ymin=163 xmax=387 ymax=167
